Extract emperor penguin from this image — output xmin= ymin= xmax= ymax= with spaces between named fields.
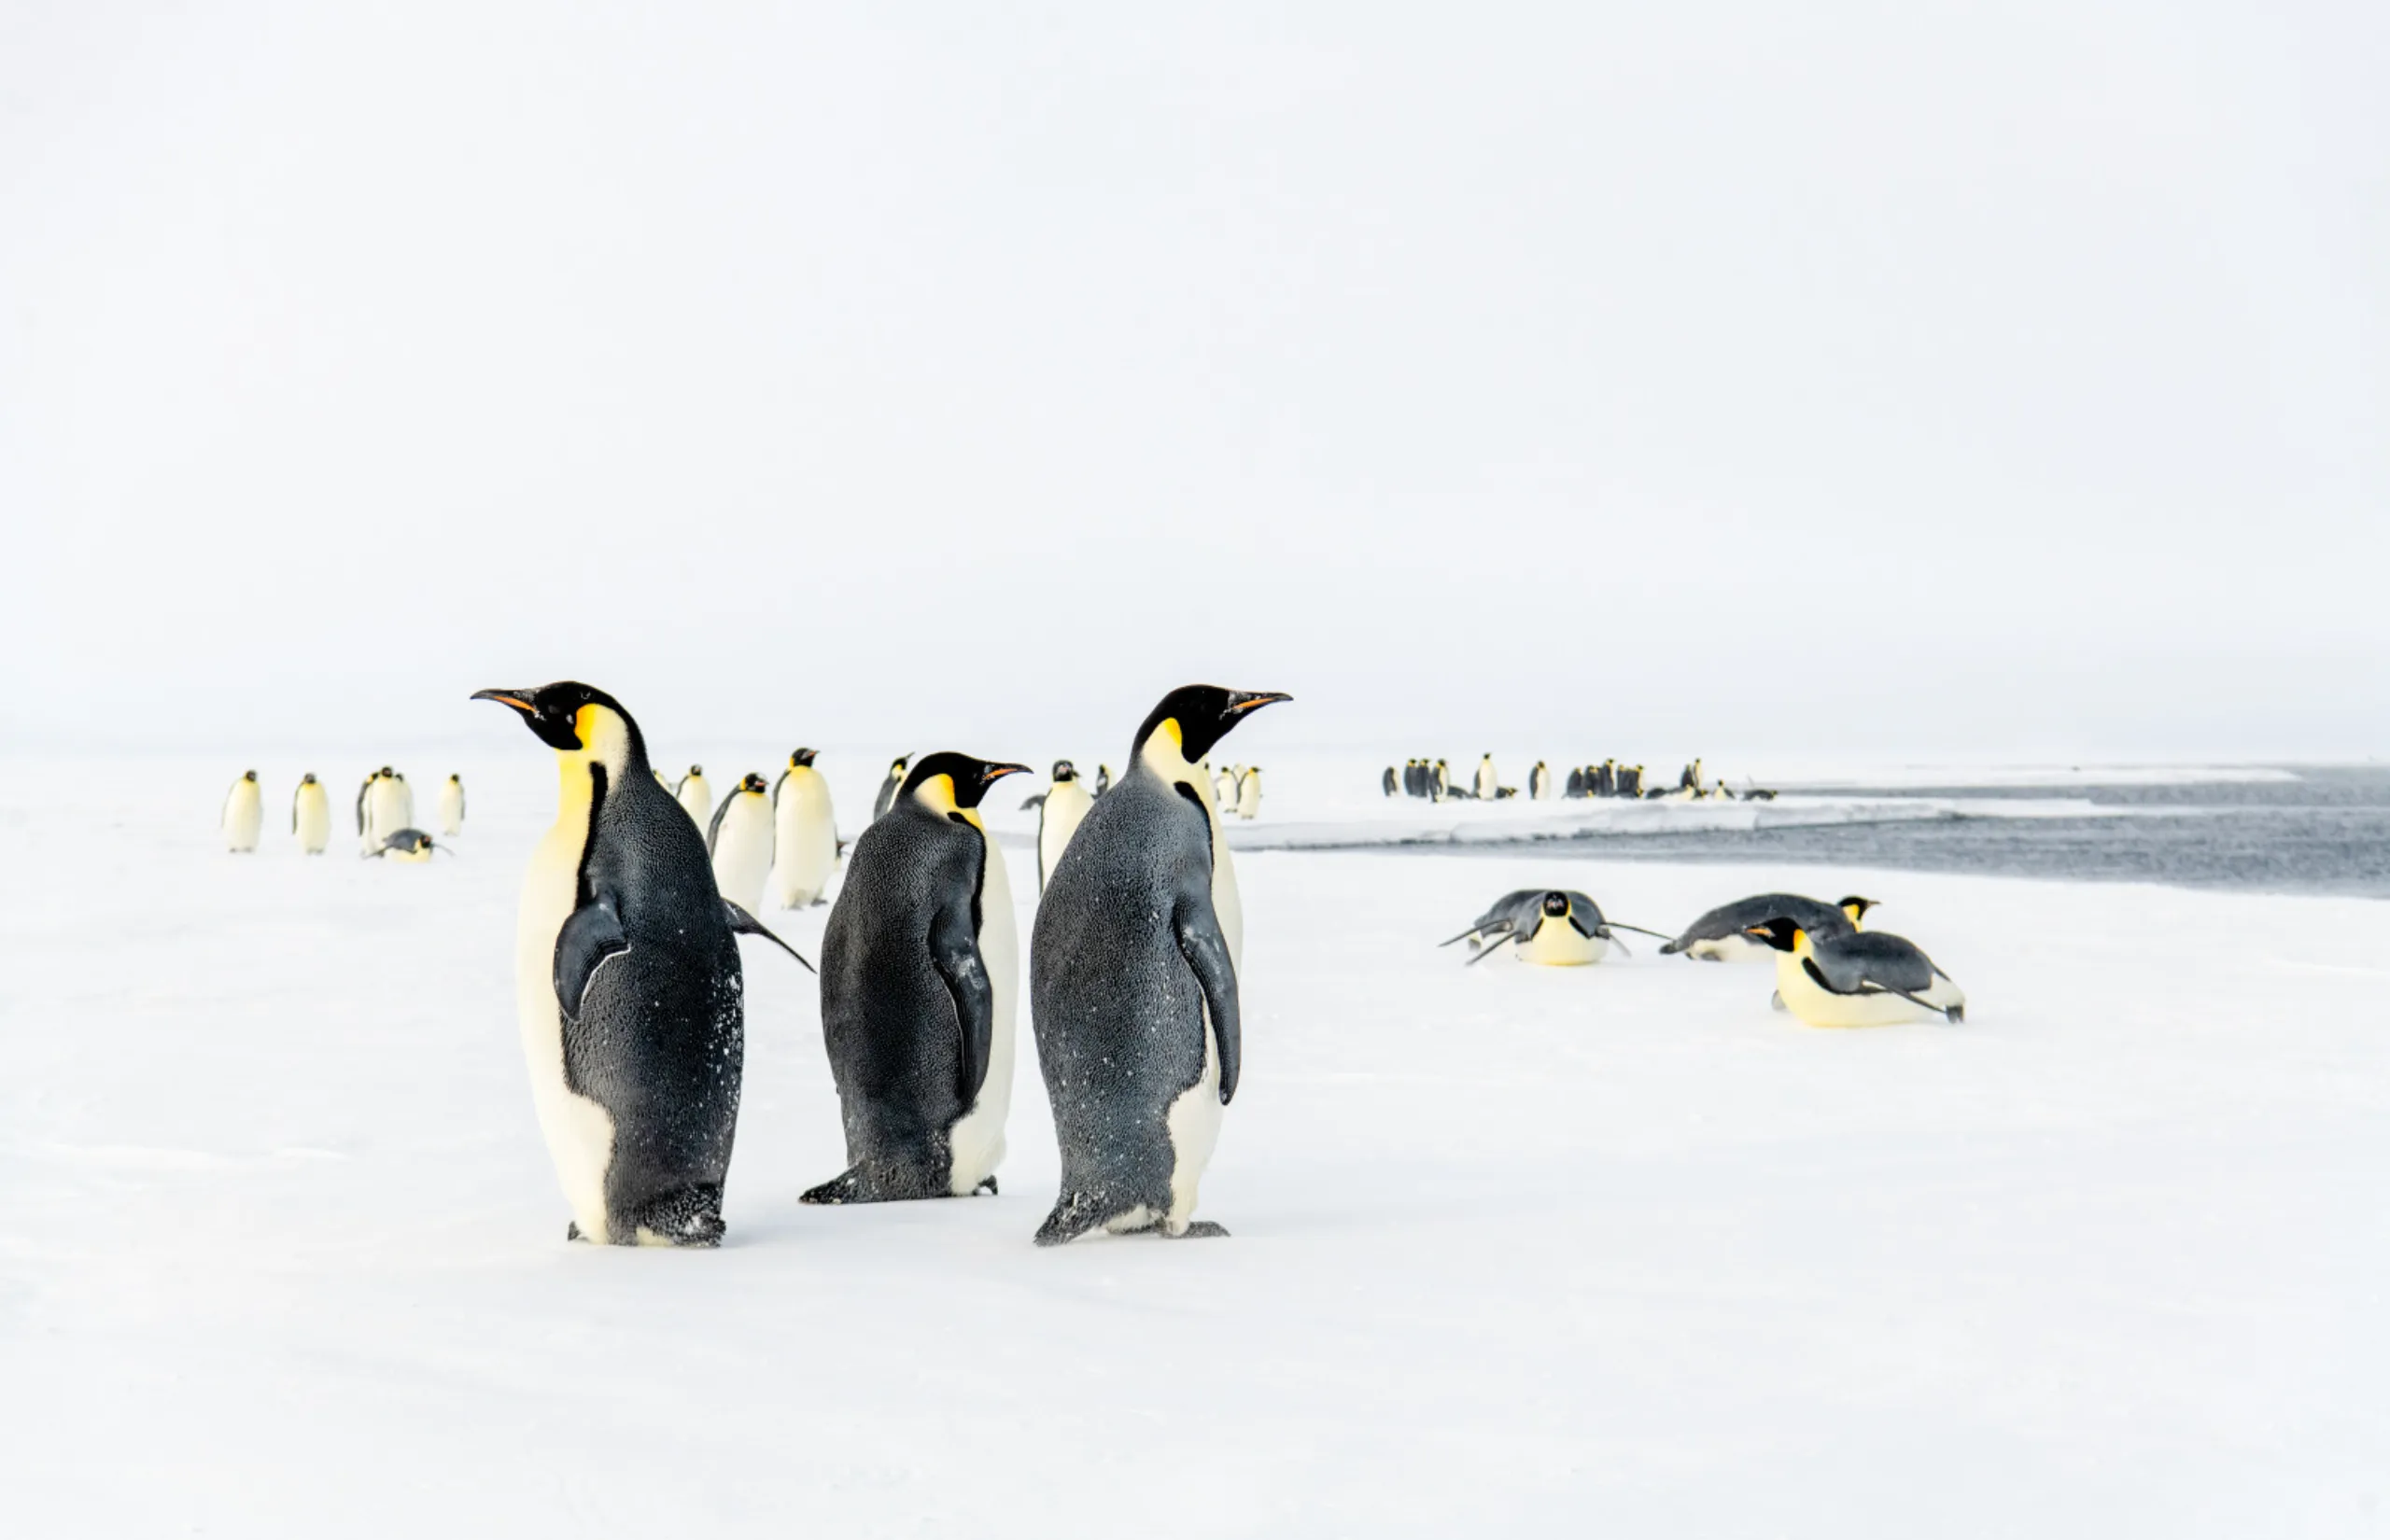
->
xmin=359 ymin=766 xmax=413 ymax=852
xmin=1529 ymin=762 xmax=1551 ymax=800
xmin=437 ymin=775 xmax=466 ymax=836
xmin=1440 ymin=889 xmax=1670 ymax=966
xmin=1382 ymin=765 xmax=1399 ymax=798
xmin=1214 ymin=763 xmax=1239 ymax=808
xmin=222 ymin=770 xmax=263 ymax=852
xmin=1474 ymin=754 xmax=1498 ymax=800
xmin=674 ymin=766 xmax=712 ymax=828
xmin=1741 ymin=917 xmax=1965 ymax=1027
xmin=473 ymin=681 xmax=812 ymax=1247
xmin=1564 ymin=765 xmax=1585 ymax=799
xmin=1235 ymin=764 xmax=1262 ymax=820
xmin=871 ymin=755 xmax=912 ymax=822
xmin=707 ymin=773 xmax=776 ymax=918
xmin=1035 ymin=760 xmax=1094 ymax=893
xmin=291 ymin=773 xmax=330 ymax=854
xmin=804 ymin=752 xmax=1030 ymax=1204
xmin=1029 ymin=683 xmax=1289 ymax=1245
xmin=769 ymin=748 xmax=837 ymax=908
xmin=1093 ymin=763 xmax=1111 ymax=796
xmin=1431 ymin=759 xmax=1451 ymax=802
xmin=1659 ymin=893 xmax=1858 ymax=964
xmin=363 ymin=828 xmax=451 ymax=862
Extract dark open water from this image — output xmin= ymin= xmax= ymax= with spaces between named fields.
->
xmin=1510 ymin=767 xmax=2390 ymax=898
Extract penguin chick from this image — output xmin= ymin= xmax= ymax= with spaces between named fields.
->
xmin=806 ymin=752 xmax=1031 ymax=1205
xmin=1029 ymin=684 xmax=1289 ymax=1246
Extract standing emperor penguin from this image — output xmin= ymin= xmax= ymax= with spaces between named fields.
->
xmin=474 ymin=682 xmax=811 ymax=1247
xmin=805 ymin=752 xmax=1030 ymax=1204
xmin=358 ymin=766 xmax=413 ymax=852
xmin=1530 ymin=762 xmax=1551 ymax=800
xmin=437 ymin=775 xmax=466 ymax=836
xmin=1029 ymin=683 xmax=1289 ymax=1245
xmin=1235 ymin=765 xmax=1262 ymax=820
xmin=871 ymin=755 xmax=912 ymax=822
xmin=1474 ymin=754 xmax=1499 ymax=800
xmin=1093 ymin=763 xmax=1111 ymax=796
xmin=674 ymin=766 xmax=712 ymax=828
xmin=291 ymin=773 xmax=330 ymax=853
xmin=1382 ymin=765 xmax=1399 ymax=798
xmin=1035 ymin=760 xmax=1094 ymax=893
xmin=708 ymin=773 xmax=775 ymax=918
xmin=769 ymin=749 xmax=837 ymax=908
xmin=1214 ymin=763 xmax=1239 ymax=809
xmin=223 ymin=771 xmax=263 ymax=851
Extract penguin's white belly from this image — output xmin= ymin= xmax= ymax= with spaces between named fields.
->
xmin=1774 ymin=951 xmax=1963 ymax=1028
xmin=1235 ymin=777 xmax=1260 ymax=820
xmin=1159 ymin=1007 xmax=1224 ymax=1234
xmin=1207 ymin=797 xmax=1244 ymax=970
xmin=1512 ymin=917 xmax=1609 ymax=966
xmin=515 ymin=825 xmax=618 ymax=1240
xmin=947 ymin=834 xmax=1018 ymax=1194
xmin=769 ymin=775 xmax=836 ymax=907
xmin=1037 ymin=782 xmax=1093 ymax=889
xmin=710 ymin=799 xmax=773 ymax=916
xmin=676 ymin=781 xmax=711 ymax=827
xmin=436 ymin=783 xmax=465 ymax=836
xmin=222 ymin=785 xmax=262 ymax=851
xmin=1686 ymin=932 xmax=1774 ymax=963
xmin=367 ymin=780 xmax=413 ymax=845
xmin=294 ymin=789 xmax=330 ymax=853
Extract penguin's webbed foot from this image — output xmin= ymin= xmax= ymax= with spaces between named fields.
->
xmin=973 ymin=1174 xmax=998 ymax=1197
xmin=1169 ymin=1221 xmax=1230 ymax=1240
xmin=566 ymin=1220 xmax=583 ymax=1242
xmin=628 ymin=1186 xmax=726 ymax=1247
xmin=800 ymin=1169 xmax=862 ymax=1206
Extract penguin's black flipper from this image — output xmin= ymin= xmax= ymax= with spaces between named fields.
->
xmin=554 ymin=899 xmax=629 ymax=1020
xmin=1464 ymin=931 xmax=1519 ymax=966
xmin=930 ymin=900 xmax=995 ymax=1103
xmin=1174 ymin=895 xmax=1241 ymax=1104
xmin=722 ymin=901 xmax=816 ymax=973
xmin=705 ymin=792 xmax=736 ymax=854
xmin=1019 ymin=793 xmax=1047 ymax=811
xmin=1605 ymin=922 xmax=1677 ymax=942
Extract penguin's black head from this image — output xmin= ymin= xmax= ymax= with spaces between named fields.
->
xmin=1133 ymin=685 xmax=1292 ymax=763
xmin=1052 ymin=760 xmax=1076 ymax=781
xmin=300 ymin=772 xmax=316 ymax=784
xmin=1837 ymin=895 xmax=1878 ymax=923
xmin=688 ymin=764 xmax=704 ymax=777
xmin=903 ymin=752 xmax=1033 ymax=811
xmin=1540 ymin=891 xmax=1570 ymax=917
xmin=790 ymin=748 xmax=819 ymax=767
xmin=740 ymin=773 xmax=768 ymax=793
xmin=379 ymin=765 xmax=394 ymax=777
xmin=1742 ymin=917 xmax=1801 ymax=952
xmin=471 ymin=681 xmax=632 ymax=754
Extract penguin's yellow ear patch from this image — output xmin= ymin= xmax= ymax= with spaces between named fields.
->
xmin=1157 ymin=719 xmax=1184 ymax=753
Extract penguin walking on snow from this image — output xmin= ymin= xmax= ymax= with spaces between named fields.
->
xmin=1475 ymin=754 xmax=1498 ymax=800
xmin=769 ymin=749 xmax=837 ymax=908
xmin=805 ymin=752 xmax=1030 ymax=1204
xmin=474 ymin=682 xmax=811 ymax=1246
xmin=1382 ymin=765 xmax=1399 ymax=798
xmin=1235 ymin=765 xmax=1262 ymax=820
xmin=708 ymin=773 xmax=775 ymax=917
xmin=437 ymin=775 xmax=466 ymax=836
xmin=1029 ymin=683 xmax=1289 ymax=1245
xmin=1035 ymin=760 xmax=1094 ymax=893
xmin=674 ymin=766 xmax=712 ymax=828
xmin=223 ymin=771 xmax=262 ymax=851
xmin=291 ymin=773 xmax=330 ymax=853
xmin=1529 ymin=762 xmax=1551 ymax=800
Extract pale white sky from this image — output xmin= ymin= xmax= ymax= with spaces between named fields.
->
xmin=4 ymin=3 xmax=2383 ymax=758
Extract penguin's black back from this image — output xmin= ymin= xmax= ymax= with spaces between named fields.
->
xmin=572 ymin=763 xmax=745 ymax=1226
xmin=1030 ymin=767 xmax=1215 ymax=1212
xmin=818 ymin=803 xmax=985 ymax=1192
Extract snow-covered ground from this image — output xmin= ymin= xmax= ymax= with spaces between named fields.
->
xmin=5 ymin=756 xmax=2385 ymax=1536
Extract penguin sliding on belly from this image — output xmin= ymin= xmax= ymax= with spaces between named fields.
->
xmin=1441 ymin=889 xmax=1671 ymax=966
xmin=1030 ymin=683 xmax=1289 ymax=1245
xmin=805 ymin=752 xmax=1030 ymax=1205
xmin=709 ymin=773 xmax=775 ymax=917
xmin=363 ymin=828 xmax=453 ymax=862
xmin=1034 ymin=760 xmax=1094 ymax=892
xmin=475 ymin=682 xmax=812 ymax=1246
xmin=223 ymin=770 xmax=262 ymax=852
xmin=292 ymin=773 xmax=330 ymax=853
xmin=1660 ymin=892 xmax=1870 ymax=962
xmin=1740 ymin=917 xmax=1964 ymax=1027
xmin=769 ymin=749 xmax=837 ymax=908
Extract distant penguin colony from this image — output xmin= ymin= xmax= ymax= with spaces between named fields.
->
xmin=807 ymin=752 xmax=1029 ymax=1204
xmin=1390 ymin=753 xmax=1767 ymax=802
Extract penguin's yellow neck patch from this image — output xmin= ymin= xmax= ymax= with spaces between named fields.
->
xmin=1140 ymin=719 xmax=1193 ymax=779
xmin=910 ymin=773 xmax=983 ymax=829
xmin=554 ymin=706 xmax=632 ymax=807
xmin=1792 ymin=930 xmax=1812 ymax=957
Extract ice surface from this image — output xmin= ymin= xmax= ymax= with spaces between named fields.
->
xmin=3 ymin=756 xmax=2384 ymax=1536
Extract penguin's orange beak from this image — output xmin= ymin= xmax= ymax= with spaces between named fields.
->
xmin=981 ymin=763 xmax=1033 ymax=788
xmin=471 ymin=689 xmax=535 ymax=714
xmin=1227 ymin=691 xmax=1292 ymax=715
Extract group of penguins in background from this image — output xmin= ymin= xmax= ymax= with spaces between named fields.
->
xmin=1386 ymin=755 xmax=1777 ymax=803
xmin=427 ymin=679 xmax=1291 ymax=1249
xmin=1441 ymin=887 xmax=1966 ymax=1029
xmin=219 ymin=767 xmax=466 ymax=860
